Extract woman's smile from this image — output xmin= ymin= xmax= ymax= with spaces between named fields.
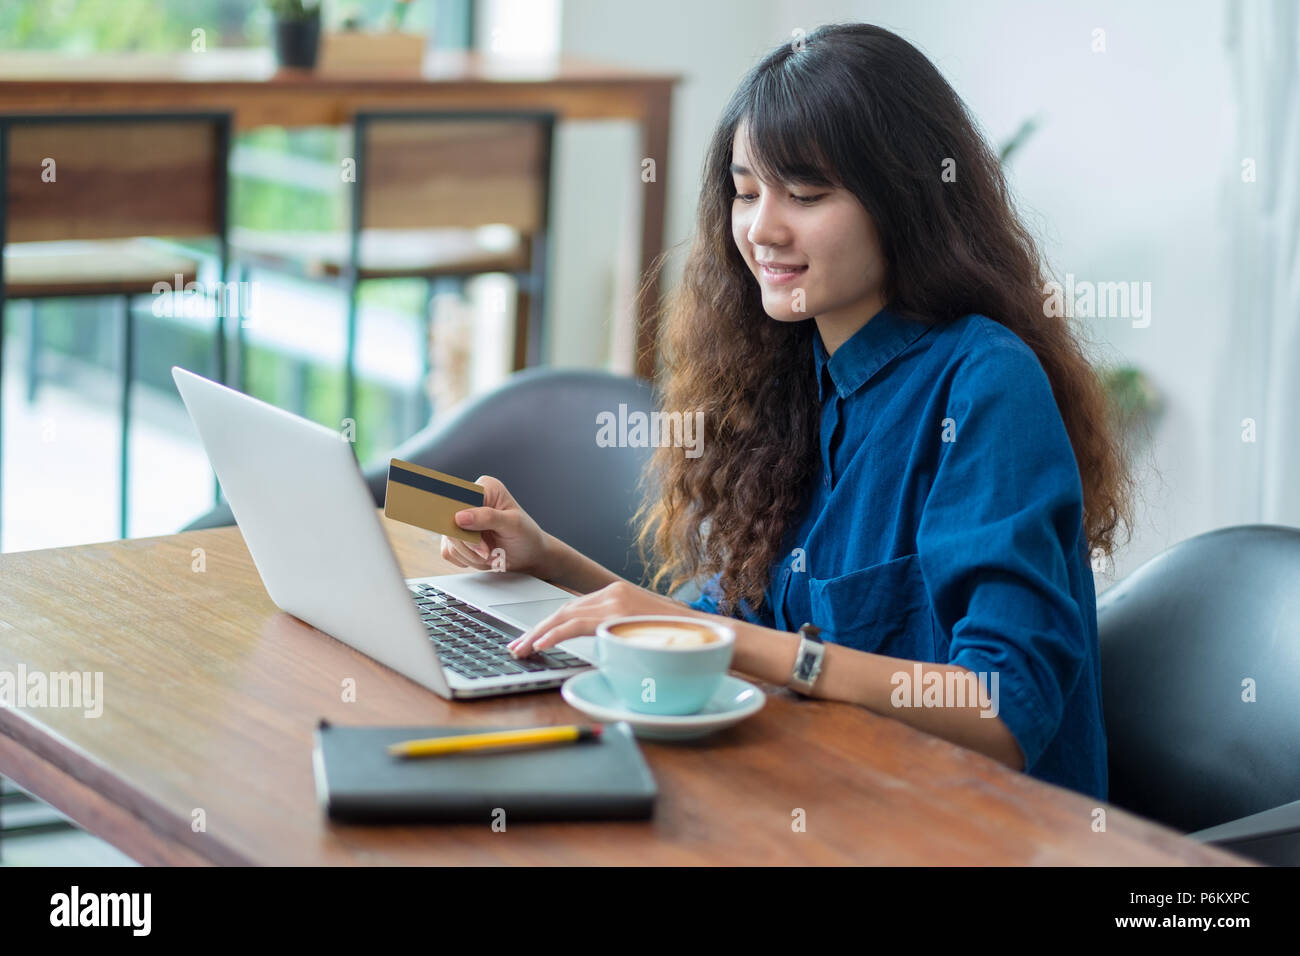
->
xmin=759 ymin=262 xmax=808 ymax=283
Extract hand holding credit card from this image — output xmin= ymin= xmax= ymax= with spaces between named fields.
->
xmin=385 ymin=462 xmax=557 ymax=577
xmin=383 ymin=459 xmax=485 ymax=546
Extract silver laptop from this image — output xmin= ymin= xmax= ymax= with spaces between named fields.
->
xmin=172 ymin=366 xmax=594 ymax=699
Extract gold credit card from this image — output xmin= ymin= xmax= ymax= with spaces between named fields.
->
xmin=383 ymin=459 xmax=484 ymax=545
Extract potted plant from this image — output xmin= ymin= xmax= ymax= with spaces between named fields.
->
xmin=1101 ymin=364 xmax=1162 ymax=437
xmin=269 ymin=0 xmax=323 ymax=70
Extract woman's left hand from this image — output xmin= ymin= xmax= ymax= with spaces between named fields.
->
xmin=508 ymin=580 xmax=702 ymax=658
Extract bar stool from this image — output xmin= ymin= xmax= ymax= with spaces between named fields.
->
xmin=0 ymin=111 xmax=231 ymax=546
xmin=229 ymin=109 xmax=555 ymax=428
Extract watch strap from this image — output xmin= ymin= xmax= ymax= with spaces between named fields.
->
xmin=788 ymin=622 xmax=825 ymax=696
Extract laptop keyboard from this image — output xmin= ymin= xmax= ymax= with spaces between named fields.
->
xmin=409 ymin=583 xmax=587 ymax=681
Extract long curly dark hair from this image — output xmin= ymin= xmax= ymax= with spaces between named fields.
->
xmin=632 ymin=22 xmax=1135 ymax=617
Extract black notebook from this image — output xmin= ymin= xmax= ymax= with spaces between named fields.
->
xmin=312 ymin=720 xmax=657 ymax=823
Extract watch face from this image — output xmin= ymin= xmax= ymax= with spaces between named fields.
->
xmin=795 ymin=643 xmax=820 ymax=680
xmin=791 ymin=626 xmax=823 ymax=690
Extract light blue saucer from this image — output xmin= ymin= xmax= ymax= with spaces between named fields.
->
xmin=560 ymin=670 xmax=765 ymax=741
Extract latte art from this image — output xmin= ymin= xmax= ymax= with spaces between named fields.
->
xmin=607 ymin=622 xmax=722 ymax=648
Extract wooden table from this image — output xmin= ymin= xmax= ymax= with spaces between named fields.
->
xmin=0 ymin=49 xmax=678 ymax=381
xmin=0 ymin=512 xmax=1251 ymax=865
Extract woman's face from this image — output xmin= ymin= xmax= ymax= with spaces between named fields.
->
xmin=730 ymin=120 xmax=888 ymax=344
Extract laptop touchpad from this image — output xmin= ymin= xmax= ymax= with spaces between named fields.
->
xmin=490 ymin=597 xmax=577 ymax=629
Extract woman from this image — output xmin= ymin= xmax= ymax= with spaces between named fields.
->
xmin=440 ymin=23 xmax=1133 ymax=800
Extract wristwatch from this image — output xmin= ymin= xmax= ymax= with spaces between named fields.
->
xmin=787 ymin=622 xmax=825 ymax=696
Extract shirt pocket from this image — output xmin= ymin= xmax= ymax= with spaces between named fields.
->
xmin=807 ymin=553 xmax=938 ymax=660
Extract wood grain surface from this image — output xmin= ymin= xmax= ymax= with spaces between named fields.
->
xmin=0 ymin=510 xmax=1252 ymax=865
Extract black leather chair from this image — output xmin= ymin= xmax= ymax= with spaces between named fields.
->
xmin=182 ymin=366 xmax=661 ymax=587
xmin=1098 ymin=523 xmax=1300 ymax=863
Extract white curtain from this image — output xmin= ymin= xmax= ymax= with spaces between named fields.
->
xmin=1214 ymin=0 xmax=1300 ymax=528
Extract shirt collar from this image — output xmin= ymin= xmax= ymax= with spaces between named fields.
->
xmin=813 ymin=304 xmax=931 ymax=402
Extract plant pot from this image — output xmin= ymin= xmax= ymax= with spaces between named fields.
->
xmin=318 ymin=31 xmax=426 ymax=75
xmin=273 ymin=13 xmax=321 ymax=69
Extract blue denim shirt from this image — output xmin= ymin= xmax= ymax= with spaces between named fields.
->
xmin=687 ymin=307 xmax=1107 ymax=799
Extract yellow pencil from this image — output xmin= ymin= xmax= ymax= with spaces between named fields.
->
xmin=387 ymin=724 xmax=603 ymax=758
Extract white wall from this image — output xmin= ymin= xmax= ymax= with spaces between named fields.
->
xmin=555 ymin=0 xmax=1254 ymax=588
xmin=553 ymin=0 xmax=779 ymax=369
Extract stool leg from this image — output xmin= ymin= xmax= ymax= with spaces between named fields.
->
xmin=418 ymin=277 xmax=436 ymax=430
xmin=119 ymin=295 xmax=133 ymax=539
xmin=292 ymin=358 xmax=308 ymax=419
xmin=25 ymin=300 xmax=39 ymax=405
xmin=513 ymin=281 xmax=531 ymax=372
xmin=235 ymin=263 xmax=248 ymax=395
xmin=344 ymin=275 xmax=360 ymax=430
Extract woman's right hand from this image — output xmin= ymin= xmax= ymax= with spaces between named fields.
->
xmin=439 ymin=475 xmax=553 ymax=578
